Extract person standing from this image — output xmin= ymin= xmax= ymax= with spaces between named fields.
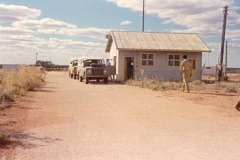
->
xmin=106 ymin=59 xmax=111 ymax=66
xmin=179 ymin=55 xmax=192 ymax=93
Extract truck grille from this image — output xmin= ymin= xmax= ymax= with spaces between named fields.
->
xmin=92 ymin=68 xmax=103 ymax=75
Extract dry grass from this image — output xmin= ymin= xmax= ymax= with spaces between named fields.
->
xmin=126 ymin=74 xmax=240 ymax=94
xmin=0 ymin=65 xmax=45 ymax=102
xmin=0 ymin=131 xmax=11 ymax=146
xmin=126 ymin=78 xmax=182 ymax=91
xmin=0 ymin=65 xmax=45 ymax=147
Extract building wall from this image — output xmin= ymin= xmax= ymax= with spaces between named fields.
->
xmin=116 ymin=50 xmax=138 ymax=81
xmin=109 ymin=42 xmax=119 ymax=74
xmin=115 ymin=50 xmax=202 ymax=81
xmin=188 ymin=53 xmax=202 ymax=80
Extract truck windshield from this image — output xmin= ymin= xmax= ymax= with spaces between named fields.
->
xmin=84 ymin=59 xmax=102 ymax=67
xmin=73 ymin=60 xmax=78 ymax=66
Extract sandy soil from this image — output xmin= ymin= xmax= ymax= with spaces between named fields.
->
xmin=1 ymin=71 xmax=240 ymax=160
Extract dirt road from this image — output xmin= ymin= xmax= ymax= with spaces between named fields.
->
xmin=9 ymin=72 xmax=240 ymax=160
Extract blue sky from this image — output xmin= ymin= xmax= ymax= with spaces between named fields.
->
xmin=0 ymin=0 xmax=239 ymax=67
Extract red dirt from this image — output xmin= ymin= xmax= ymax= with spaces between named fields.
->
xmin=1 ymin=72 xmax=240 ymax=160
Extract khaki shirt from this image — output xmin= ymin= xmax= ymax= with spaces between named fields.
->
xmin=180 ymin=59 xmax=192 ymax=75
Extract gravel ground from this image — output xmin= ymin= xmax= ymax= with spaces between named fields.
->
xmin=2 ymin=71 xmax=240 ymax=160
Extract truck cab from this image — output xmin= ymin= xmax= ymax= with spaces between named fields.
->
xmin=68 ymin=58 xmax=78 ymax=79
xmin=77 ymin=57 xmax=109 ymax=84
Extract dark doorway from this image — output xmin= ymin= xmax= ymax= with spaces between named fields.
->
xmin=124 ymin=57 xmax=134 ymax=80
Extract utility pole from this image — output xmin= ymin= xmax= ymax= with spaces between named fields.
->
xmin=142 ymin=0 xmax=145 ymax=32
xmin=225 ymin=41 xmax=228 ymax=76
xmin=36 ymin=52 xmax=38 ymax=66
xmin=218 ymin=5 xmax=228 ymax=82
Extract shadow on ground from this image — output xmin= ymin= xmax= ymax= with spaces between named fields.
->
xmin=1 ymin=131 xmax=62 ymax=150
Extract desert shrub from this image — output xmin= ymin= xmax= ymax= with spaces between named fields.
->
xmin=200 ymin=81 xmax=239 ymax=93
xmin=0 ymin=69 xmax=4 ymax=84
xmin=126 ymin=77 xmax=182 ymax=91
xmin=140 ymin=77 xmax=163 ymax=90
xmin=0 ymin=102 xmax=12 ymax=110
xmin=0 ymin=65 xmax=44 ymax=97
xmin=127 ymin=73 xmax=239 ymax=93
xmin=159 ymin=84 xmax=172 ymax=91
xmin=191 ymin=80 xmax=203 ymax=86
xmin=0 ymin=93 xmax=14 ymax=102
xmin=190 ymin=80 xmax=205 ymax=90
xmin=159 ymin=82 xmax=181 ymax=91
xmin=14 ymin=65 xmax=43 ymax=95
xmin=0 ymin=131 xmax=11 ymax=145
xmin=225 ymin=86 xmax=237 ymax=93
xmin=2 ymin=70 xmax=16 ymax=94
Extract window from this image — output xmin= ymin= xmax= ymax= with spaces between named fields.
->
xmin=73 ymin=60 xmax=78 ymax=66
xmin=168 ymin=54 xmax=181 ymax=67
xmin=141 ymin=53 xmax=154 ymax=66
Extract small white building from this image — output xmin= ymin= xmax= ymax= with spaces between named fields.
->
xmin=202 ymin=65 xmax=227 ymax=76
xmin=105 ymin=30 xmax=211 ymax=81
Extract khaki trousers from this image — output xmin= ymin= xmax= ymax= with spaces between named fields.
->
xmin=182 ymin=70 xmax=191 ymax=92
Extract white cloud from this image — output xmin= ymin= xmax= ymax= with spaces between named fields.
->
xmin=0 ymin=26 xmax=33 ymax=35
xmin=48 ymin=38 xmax=104 ymax=50
xmin=60 ymin=27 xmax=110 ymax=40
xmin=172 ymin=26 xmax=221 ymax=38
xmin=107 ymin=0 xmax=240 ymax=68
xmin=1 ymin=2 xmax=239 ymax=66
xmin=13 ymin=18 xmax=77 ymax=30
xmin=13 ymin=19 xmax=109 ymax=40
xmin=204 ymin=41 xmax=240 ymax=66
xmin=0 ymin=34 xmax=107 ymax=64
xmin=0 ymin=4 xmax=41 ymax=22
xmin=121 ymin=21 xmax=133 ymax=25
xmin=0 ymin=25 xmax=107 ymax=64
xmin=226 ymin=29 xmax=240 ymax=41
xmin=0 ymin=3 xmax=109 ymax=64
xmin=106 ymin=0 xmax=240 ymax=36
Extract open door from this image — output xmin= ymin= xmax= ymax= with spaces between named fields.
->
xmin=189 ymin=58 xmax=196 ymax=81
xmin=124 ymin=57 xmax=134 ymax=81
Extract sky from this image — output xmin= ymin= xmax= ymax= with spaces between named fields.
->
xmin=0 ymin=0 xmax=239 ymax=67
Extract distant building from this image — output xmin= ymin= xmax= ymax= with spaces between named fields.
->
xmin=105 ymin=30 xmax=211 ymax=81
xmin=202 ymin=65 xmax=227 ymax=76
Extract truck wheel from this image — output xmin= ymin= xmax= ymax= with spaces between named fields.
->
xmin=74 ymin=74 xmax=77 ymax=79
xmin=71 ymin=74 xmax=73 ymax=78
xmin=104 ymin=77 xmax=108 ymax=84
xmin=80 ymin=76 xmax=83 ymax=82
xmin=85 ymin=77 xmax=89 ymax=84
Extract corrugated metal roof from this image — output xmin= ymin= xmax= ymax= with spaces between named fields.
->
xmin=105 ymin=30 xmax=211 ymax=53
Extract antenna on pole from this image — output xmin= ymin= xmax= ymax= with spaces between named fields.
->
xmin=142 ymin=0 xmax=145 ymax=32
xmin=218 ymin=5 xmax=228 ymax=82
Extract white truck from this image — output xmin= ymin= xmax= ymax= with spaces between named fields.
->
xmin=68 ymin=58 xmax=78 ymax=79
xmin=77 ymin=57 xmax=109 ymax=84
